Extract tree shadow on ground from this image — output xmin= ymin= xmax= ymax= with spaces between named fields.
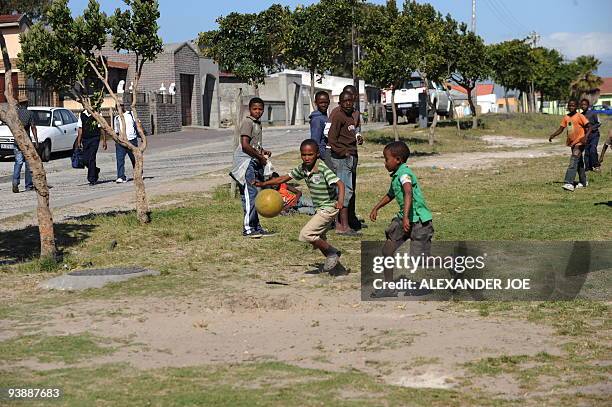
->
xmin=64 ymin=210 xmax=133 ymax=222
xmin=367 ymin=135 xmax=432 ymax=145
xmin=0 ymin=223 xmax=97 ymax=265
xmin=436 ymin=119 xmax=482 ymax=129
xmin=594 ymin=201 xmax=611 ymax=207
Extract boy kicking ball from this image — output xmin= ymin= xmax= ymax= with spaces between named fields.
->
xmin=255 ymin=140 xmax=346 ymax=272
xmin=369 ymin=141 xmax=434 ymax=297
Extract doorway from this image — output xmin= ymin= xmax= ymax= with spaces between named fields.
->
xmin=180 ymin=74 xmax=194 ymax=126
xmin=202 ymin=74 xmax=216 ymax=126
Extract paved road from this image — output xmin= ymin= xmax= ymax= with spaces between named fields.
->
xmin=0 ymin=126 xmax=317 ymax=220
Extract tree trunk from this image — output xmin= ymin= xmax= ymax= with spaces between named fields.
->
xmin=254 ymin=84 xmax=260 ymax=97
xmin=132 ymin=149 xmax=150 ymax=223
xmin=428 ymin=111 xmax=438 ymax=146
xmin=467 ymin=87 xmax=477 ymax=129
xmin=504 ymin=88 xmax=509 ymax=113
xmin=310 ymin=69 xmax=316 ymax=111
xmin=231 ymin=88 xmax=243 ymax=198
xmin=391 ymin=89 xmax=399 ymax=141
xmin=539 ymin=91 xmax=544 ymax=113
xmin=0 ymin=33 xmax=56 ymax=259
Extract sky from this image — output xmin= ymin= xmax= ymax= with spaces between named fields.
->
xmin=68 ymin=0 xmax=612 ymax=77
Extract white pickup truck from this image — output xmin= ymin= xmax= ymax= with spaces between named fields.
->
xmin=382 ymin=76 xmax=451 ymax=124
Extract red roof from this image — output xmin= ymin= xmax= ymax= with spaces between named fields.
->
xmin=451 ymin=84 xmax=494 ymax=96
xmin=107 ymin=60 xmax=129 ymax=70
xmin=0 ymin=14 xmax=24 ymax=24
xmin=599 ymin=78 xmax=612 ymax=95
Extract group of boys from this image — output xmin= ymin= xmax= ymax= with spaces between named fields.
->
xmin=548 ymin=98 xmax=608 ymax=191
xmin=231 ymin=91 xmax=433 ymax=281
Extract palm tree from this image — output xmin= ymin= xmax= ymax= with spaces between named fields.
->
xmin=570 ymin=55 xmax=603 ymax=102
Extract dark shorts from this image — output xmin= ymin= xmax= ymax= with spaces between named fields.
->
xmin=385 ymin=218 xmax=434 ymax=256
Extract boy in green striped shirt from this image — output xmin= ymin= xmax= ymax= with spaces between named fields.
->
xmin=255 ymin=139 xmax=346 ymax=272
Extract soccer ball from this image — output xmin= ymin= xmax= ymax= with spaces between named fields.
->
xmin=255 ymin=189 xmax=284 ymax=218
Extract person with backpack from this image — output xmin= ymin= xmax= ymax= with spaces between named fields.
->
xmin=113 ymin=104 xmax=140 ymax=183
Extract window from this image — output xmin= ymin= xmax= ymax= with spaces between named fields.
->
xmin=60 ymin=109 xmax=76 ymax=124
xmin=52 ymin=111 xmax=64 ymax=125
xmin=402 ymin=78 xmax=425 ymax=89
xmin=30 ymin=110 xmax=52 ymax=126
xmin=603 ymin=101 xmax=610 ymax=108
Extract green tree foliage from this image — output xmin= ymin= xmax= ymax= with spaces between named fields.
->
xmin=285 ymin=0 xmax=352 ymax=107
xmin=568 ymin=55 xmax=603 ymax=101
xmin=488 ymin=39 xmax=533 ymax=109
xmin=0 ymin=0 xmax=51 ymax=21
xmin=359 ymin=1 xmax=408 ymax=140
xmin=530 ymin=47 xmax=571 ymax=106
xmin=197 ymin=4 xmax=291 ymax=90
xmin=450 ymin=28 xmax=490 ymax=128
xmin=396 ymin=1 xmax=460 ymax=143
xmin=19 ymin=0 xmax=163 ymax=223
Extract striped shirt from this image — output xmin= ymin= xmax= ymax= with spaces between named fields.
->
xmin=289 ymin=161 xmax=339 ymax=209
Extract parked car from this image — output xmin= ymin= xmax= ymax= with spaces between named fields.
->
xmin=381 ymin=76 xmax=451 ymax=124
xmin=0 ymin=107 xmax=79 ymax=162
xmin=591 ymin=105 xmax=612 ymax=115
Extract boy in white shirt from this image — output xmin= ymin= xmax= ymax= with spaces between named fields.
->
xmin=113 ymin=105 xmax=140 ymax=183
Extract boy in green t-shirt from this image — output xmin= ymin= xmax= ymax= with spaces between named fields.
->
xmin=369 ymin=141 xmax=434 ymax=295
xmin=255 ymin=139 xmax=346 ymax=272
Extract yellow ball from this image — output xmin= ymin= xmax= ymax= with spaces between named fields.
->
xmin=255 ymin=189 xmax=284 ymax=218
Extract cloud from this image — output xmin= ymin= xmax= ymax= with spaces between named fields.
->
xmin=540 ymin=32 xmax=612 ymax=62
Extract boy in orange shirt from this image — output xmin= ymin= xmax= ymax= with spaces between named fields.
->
xmin=548 ymin=100 xmax=592 ymax=191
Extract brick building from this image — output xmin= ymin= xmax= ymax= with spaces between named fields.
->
xmin=0 ymin=14 xmax=58 ymax=106
xmin=98 ymin=41 xmax=202 ymax=133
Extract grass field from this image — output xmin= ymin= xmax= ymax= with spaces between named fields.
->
xmin=1 ymin=113 xmax=610 ymax=406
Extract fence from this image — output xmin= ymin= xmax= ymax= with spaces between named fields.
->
xmin=16 ymin=85 xmax=53 ymax=106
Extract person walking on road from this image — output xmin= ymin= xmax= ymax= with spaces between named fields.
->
xmin=113 ymin=104 xmax=140 ymax=183
xmin=12 ymin=95 xmax=38 ymax=193
xmin=76 ymin=107 xmax=107 ymax=186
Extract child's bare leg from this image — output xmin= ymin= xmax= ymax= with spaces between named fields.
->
xmin=335 ymin=208 xmax=350 ymax=232
xmin=312 ymin=238 xmax=337 ymax=256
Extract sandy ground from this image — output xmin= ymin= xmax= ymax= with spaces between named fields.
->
xmin=1 ymin=135 xmax=594 ymax=401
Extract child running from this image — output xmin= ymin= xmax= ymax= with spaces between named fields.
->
xmin=369 ymin=141 xmax=434 ymax=297
xmin=255 ymin=140 xmax=345 ymax=272
xmin=548 ymin=100 xmax=592 ymax=191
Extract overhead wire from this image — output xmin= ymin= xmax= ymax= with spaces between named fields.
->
xmin=489 ymin=0 xmax=530 ymax=34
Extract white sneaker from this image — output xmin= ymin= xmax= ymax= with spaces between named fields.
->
xmin=562 ymin=183 xmax=575 ymax=191
xmin=116 ymin=178 xmax=126 ymax=184
xmin=576 ymin=183 xmax=585 ymax=189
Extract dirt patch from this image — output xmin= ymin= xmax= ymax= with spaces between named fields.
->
xmin=10 ymin=289 xmax=560 ymax=397
xmin=481 ymin=135 xmax=550 ymax=149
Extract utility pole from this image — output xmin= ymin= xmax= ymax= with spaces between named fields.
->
xmin=528 ymin=31 xmax=540 ymax=113
xmin=471 ymin=0 xmax=476 ymax=33
xmin=352 ymin=1 xmax=360 ymax=113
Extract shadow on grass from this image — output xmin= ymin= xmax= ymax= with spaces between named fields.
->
xmin=594 ymin=201 xmax=612 ymax=207
xmin=65 ymin=210 xmax=134 ymax=222
xmin=436 ymin=119 xmax=482 ymax=129
xmin=0 ymin=223 xmax=97 ymax=265
xmin=366 ymin=134 xmax=432 ymax=146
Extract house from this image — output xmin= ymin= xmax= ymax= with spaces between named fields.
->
xmin=595 ymin=77 xmax=612 ymax=107
xmin=450 ymin=84 xmax=498 ymax=117
xmin=64 ymin=41 xmax=204 ymax=134
xmin=217 ymin=70 xmax=318 ymax=127
xmin=0 ymin=14 xmax=58 ymax=106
